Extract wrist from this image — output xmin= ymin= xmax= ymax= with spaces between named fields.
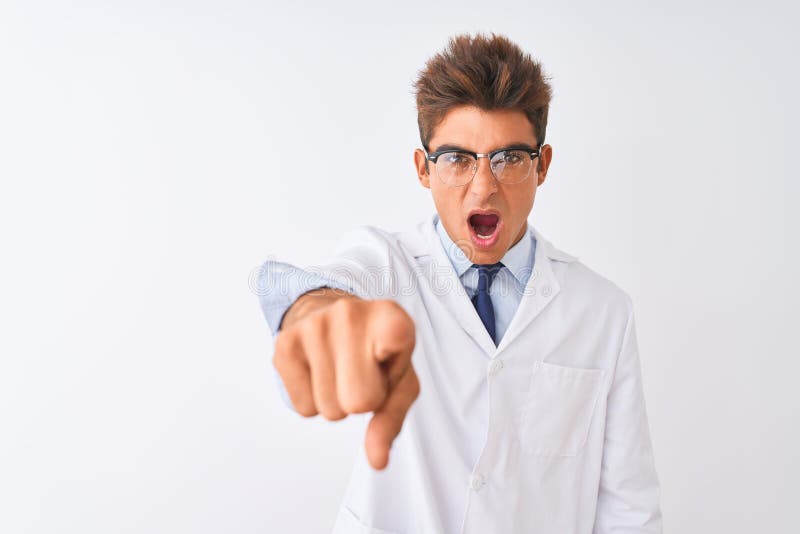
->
xmin=280 ymin=286 xmax=357 ymax=330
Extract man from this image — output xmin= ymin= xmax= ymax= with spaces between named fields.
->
xmin=255 ymin=32 xmax=663 ymax=533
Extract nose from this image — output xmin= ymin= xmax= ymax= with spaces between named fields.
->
xmin=468 ymin=156 xmax=498 ymax=198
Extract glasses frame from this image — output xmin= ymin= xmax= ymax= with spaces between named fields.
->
xmin=424 ymin=144 xmax=543 ymax=186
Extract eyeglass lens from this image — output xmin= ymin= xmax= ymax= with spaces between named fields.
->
xmin=436 ymin=150 xmax=536 ymax=185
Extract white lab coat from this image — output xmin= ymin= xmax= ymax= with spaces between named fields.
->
xmin=296 ymin=213 xmax=662 ymax=533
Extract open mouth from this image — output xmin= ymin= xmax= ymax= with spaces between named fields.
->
xmin=468 ymin=212 xmax=501 ymax=248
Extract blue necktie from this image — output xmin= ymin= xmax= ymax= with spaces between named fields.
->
xmin=471 ymin=262 xmax=504 ymax=344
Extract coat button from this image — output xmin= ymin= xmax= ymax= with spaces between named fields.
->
xmin=542 ymin=285 xmax=552 ymax=297
xmin=488 ymin=359 xmax=504 ymax=376
xmin=470 ymin=474 xmax=486 ymax=491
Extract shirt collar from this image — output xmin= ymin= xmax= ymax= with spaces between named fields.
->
xmin=434 ymin=213 xmax=536 ymax=285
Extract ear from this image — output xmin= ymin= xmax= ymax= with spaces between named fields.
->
xmin=414 ymin=148 xmax=431 ymax=189
xmin=536 ymin=144 xmax=553 ymax=187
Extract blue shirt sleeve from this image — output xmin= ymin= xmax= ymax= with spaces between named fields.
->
xmin=253 ymin=259 xmax=353 ymax=336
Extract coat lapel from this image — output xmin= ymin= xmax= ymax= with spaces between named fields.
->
xmin=398 ymin=215 xmax=578 ymax=357
xmin=495 ymin=225 xmax=577 ymax=352
xmin=399 ymin=216 xmax=497 ymax=355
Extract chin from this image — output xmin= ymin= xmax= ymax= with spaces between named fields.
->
xmin=468 ymin=235 xmax=508 ymax=264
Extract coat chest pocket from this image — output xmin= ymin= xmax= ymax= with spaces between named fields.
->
xmin=518 ymin=360 xmax=606 ymax=457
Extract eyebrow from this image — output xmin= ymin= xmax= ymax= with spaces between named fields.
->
xmin=431 ymin=142 xmax=538 ymax=153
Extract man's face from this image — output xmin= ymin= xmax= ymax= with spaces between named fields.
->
xmin=414 ymin=105 xmax=552 ymax=265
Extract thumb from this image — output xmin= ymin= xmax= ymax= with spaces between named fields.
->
xmin=369 ymin=301 xmax=416 ymax=389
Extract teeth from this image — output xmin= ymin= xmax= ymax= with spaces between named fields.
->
xmin=477 ymin=233 xmax=493 ymax=239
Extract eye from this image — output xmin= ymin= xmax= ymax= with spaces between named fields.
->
xmin=442 ymin=152 xmax=472 ymax=167
xmin=502 ymin=150 xmax=525 ymax=165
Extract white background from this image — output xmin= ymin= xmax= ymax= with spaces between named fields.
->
xmin=1 ymin=1 xmax=798 ymax=532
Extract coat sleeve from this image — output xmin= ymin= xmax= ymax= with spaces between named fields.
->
xmin=593 ymin=300 xmax=663 ymax=533
xmin=310 ymin=225 xmax=395 ymax=301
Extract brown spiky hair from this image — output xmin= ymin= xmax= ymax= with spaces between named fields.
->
xmin=413 ymin=32 xmax=552 ymax=152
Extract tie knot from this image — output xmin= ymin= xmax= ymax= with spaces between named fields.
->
xmin=473 ymin=262 xmax=504 ymax=292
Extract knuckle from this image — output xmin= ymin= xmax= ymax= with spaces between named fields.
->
xmin=331 ymin=297 xmax=363 ymax=327
xmin=368 ymin=304 xmax=416 ymax=365
xmin=274 ymin=344 xmax=311 ymax=379
xmin=381 ymin=300 xmax=414 ymax=330
xmin=273 ymin=331 xmax=301 ymax=367
xmin=302 ymin=310 xmax=328 ymax=335
xmin=331 ymin=296 xmax=357 ymax=314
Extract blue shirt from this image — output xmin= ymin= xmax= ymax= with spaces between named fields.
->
xmin=432 ymin=214 xmax=536 ymax=344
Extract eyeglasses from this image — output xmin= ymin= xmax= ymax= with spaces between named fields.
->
xmin=424 ymin=144 xmax=542 ymax=186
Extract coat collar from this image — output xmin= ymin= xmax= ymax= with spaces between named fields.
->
xmin=402 ymin=212 xmax=577 ymax=264
xmin=433 ymin=214 xmax=535 ymax=287
xmin=400 ymin=212 xmax=577 ymax=356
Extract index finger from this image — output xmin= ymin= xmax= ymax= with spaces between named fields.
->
xmin=369 ymin=301 xmax=416 ymax=390
xmin=363 ymin=364 xmax=421 ymax=470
